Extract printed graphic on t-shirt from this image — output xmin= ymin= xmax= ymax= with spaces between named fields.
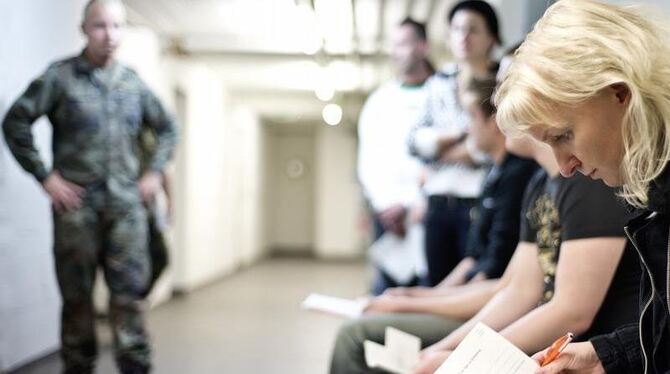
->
xmin=526 ymin=193 xmax=560 ymax=304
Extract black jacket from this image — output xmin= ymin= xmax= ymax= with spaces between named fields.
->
xmin=591 ymin=171 xmax=670 ymax=374
xmin=463 ymin=153 xmax=538 ymax=279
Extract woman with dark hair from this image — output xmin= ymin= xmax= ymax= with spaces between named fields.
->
xmin=407 ymin=0 xmax=501 ymax=289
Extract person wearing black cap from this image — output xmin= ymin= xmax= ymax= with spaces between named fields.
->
xmin=406 ymin=0 xmax=501 ymax=288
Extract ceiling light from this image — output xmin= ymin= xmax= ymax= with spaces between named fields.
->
xmin=315 ymin=85 xmax=335 ymax=102
xmin=322 ymin=103 xmax=343 ymax=126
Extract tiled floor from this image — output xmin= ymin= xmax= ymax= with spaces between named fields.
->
xmin=11 ymin=257 xmax=368 ymax=374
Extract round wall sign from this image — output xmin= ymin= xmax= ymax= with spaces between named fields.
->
xmin=285 ymin=157 xmax=305 ymax=179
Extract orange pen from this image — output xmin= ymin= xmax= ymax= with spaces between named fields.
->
xmin=540 ymin=332 xmax=574 ymax=367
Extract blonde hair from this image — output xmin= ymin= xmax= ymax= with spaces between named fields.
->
xmin=83 ymin=0 xmax=126 ymax=24
xmin=495 ymin=0 xmax=670 ymax=208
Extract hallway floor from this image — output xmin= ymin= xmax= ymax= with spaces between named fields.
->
xmin=11 ymin=258 xmax=368 ymax=374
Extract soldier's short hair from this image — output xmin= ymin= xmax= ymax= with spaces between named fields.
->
xmin=83 ymin=0 xmax=126 ymax=24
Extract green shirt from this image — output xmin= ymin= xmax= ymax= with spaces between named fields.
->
xmin=2 ymin=53 xmax=177 ymax=205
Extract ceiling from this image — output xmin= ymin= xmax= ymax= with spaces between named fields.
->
xmin=124 ymin=0 xmax=457 ymax=57
xmin=120 ymin=0 xmax=558 ymax=124
xmin=121 ymin=0 xmax=463 ymax=124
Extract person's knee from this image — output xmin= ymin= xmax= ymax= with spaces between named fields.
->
xmin=330 ymin=320 xmax=369 ymax=374
xmin=109 ymin=293 xmax=144 ymax=315
xmin=334 ymin=319 xmax=367 ymax=352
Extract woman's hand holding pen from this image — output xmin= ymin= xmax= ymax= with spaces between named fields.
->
xmin=532 ymin=341 xmax=605 ymax=374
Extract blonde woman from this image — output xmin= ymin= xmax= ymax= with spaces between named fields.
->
xmin=496 ymin=0 xmax=670 ymax=373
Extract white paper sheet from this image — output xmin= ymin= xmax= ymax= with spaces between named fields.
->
xmin=301 ymin=293 xmax=368 ymax=318
xmin=368 ymin=223 xmax=426 ymax=284
xmin=435 ymin=323 xmax=539 ymax=374
xmin=364 ymin=327 xmax=421 ymax=374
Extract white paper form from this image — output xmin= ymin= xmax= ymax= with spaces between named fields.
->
xmin=301 ymin=293 xmax=368 ymax=318
xmin=435 ymin=323 xmax=539 ymax=374
xmin=368 ymin=223 xmax=427 ymax=285
xmin=364 ymin=327 xmax=421 ymax=374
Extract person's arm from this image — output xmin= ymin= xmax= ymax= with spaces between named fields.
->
xmin=439 ymin=140 xmax=474 ymax=165
xmin=366 ymin=277 xmax=502 ymax=320
xmin=357 ymin=92 xmax=389 ymax=211
xmin=499 ymin=237 xmax=626 ymax=353
xmin=533 ymin=323 xmax=642 ymax=374
xmin=439 ymin=256 xmax=477 ymax=287
xmin=413 ymin=117 xmax=467 ymax=162
xmin=2 ymin=66 xmax=59 ymax=182
xmin=2 ymin=66 xmax=85 ymax=212
xmin=137 ymin=79 xmax=178 ymax=201
xmin=469 ymin=272 xmax=488 ymax=282
xmin=140 ymin=84 xmax=178 ymax=174
xmin=588 ymin=323 xmax=643 ymax=373
xmin=407 ymin=80 xmax=439 ymax=161
xmin=368 ymin=246 xmax=523 ymax=319
xmin=357 ymin=91 xmax=413 ymax=234
xmin=427 ymin=242 xmax=544 ymax=352
xmin=532 ymin=341 xmax=605 ymax=374
xmin=384 ymin=277 xmax=497 ymax=298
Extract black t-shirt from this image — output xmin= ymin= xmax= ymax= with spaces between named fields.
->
xmin=520 ymin=170 xmax=641 ymax=340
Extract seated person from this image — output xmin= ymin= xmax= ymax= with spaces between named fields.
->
xmin=377 ymin=77 xmax=538 ymax=302
xmin=328 ymin=78 xmax=538 ymax=374
xmin=410 ymin=137 xmax=641 ymax=374
xmin=389 ymin=44 xmax=525 ymax=297
xmin=428 ymin=79 xmax=538 ymax=289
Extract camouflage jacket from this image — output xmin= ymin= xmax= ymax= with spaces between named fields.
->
xmin=2 ymin=53 xmax=177 ymax=203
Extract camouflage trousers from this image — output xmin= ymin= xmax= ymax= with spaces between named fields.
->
xmin=53 ymin=196 xmax=151 ymax=374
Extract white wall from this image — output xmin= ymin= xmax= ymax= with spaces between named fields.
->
xmin=499 ymin=0 xmax=670 ymax=46
xmin=229 ymin=106 xmax=267 ymax=265
xmin=170 ymin=65 xmax=233 ymax=290
xmin=167 ymin=54 xmax=369 ymax=281
xmin=169 ymin=61 xmax=269 ymax=291
xmin=0 ymin=0 xmax=87 ymax=370
xmin=314 ymin=124 xmax=365 ymax=258
xmin=503 ymin=0 xmax=670 ymax=45
xmin=259 ymin=120 xmax=364 ymax=259
xmin=489 ymin=0 xmax=552 ymax=49
xmin=267 ymin=130 xmax=316 ymax=251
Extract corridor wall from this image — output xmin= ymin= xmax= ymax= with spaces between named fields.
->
xmin=0 ymin=1 xmax=87 ymax=370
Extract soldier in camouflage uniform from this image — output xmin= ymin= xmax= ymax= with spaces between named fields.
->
xmin=1 ymin=1 xmax=177 ymax=373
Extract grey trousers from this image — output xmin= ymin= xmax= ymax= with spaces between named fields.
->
xmin=329 ymin=313 xmax=463 ymax=374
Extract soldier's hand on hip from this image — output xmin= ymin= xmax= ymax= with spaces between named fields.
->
xmin=138 ymin=171 xmax=162 ymax=203
xmin=42 ymin=171 xmax=85 ymax=213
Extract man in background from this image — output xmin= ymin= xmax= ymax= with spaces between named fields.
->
xmin=357 ymin=18 xmax=435 ymax=295
xmin=2 ymin=0 xmax=178 ymax=372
